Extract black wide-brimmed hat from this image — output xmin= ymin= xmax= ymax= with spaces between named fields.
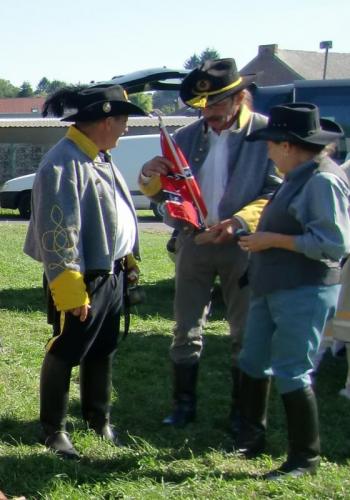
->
xmin=179 ymin=58 xmax=256 ymax=109
xmin=246 ymin=102 xmax=343 ymax=146
xmin=42 ymin=84 xmax=146 ymax=122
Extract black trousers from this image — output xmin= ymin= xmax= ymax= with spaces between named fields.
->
xmin=46 ymin=269 xmax=124 ymax=366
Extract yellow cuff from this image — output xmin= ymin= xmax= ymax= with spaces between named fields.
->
xmin=49 ymin=269 xmax=89 ymax=311
xmin=126 ymin=253 xmax=140 ymax=271
xmin=139 ymin=176 xmax=162 ymax=197
xmin=234 ymin=199 xmax=269 ymax=233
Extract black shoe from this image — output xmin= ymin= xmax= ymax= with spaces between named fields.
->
xmin=42 ymin=430 xmax=80 ymax=460
xmin=162 ymin=400 xmax=196 ymax=427
xmin=233 ymin=373 xmax=270 ymax=457
xmin=263 ymin=457 xmax=319 ymax=480
xmin=89 ymin=422 xmax=122 ymax=446
xmin=233 ymin=420 xmax=265 ymax=457
xmin=163 ymin=363 xmax=198 ymax=427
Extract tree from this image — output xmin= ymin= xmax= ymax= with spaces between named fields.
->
xmin=0 ymin=79 xmax=19 ymax=98
xmin=47 ymin=80 xmax=68 ymax=94
xmin=184 ymin=54 xmax=201 ymax=70
xmin=184 ymin=47 xmax=220 ymax=69
xmin=152 ymin=90 xmax=179 ymax=115
xmin=18 ymin=81 xmax=34 ymax=97
xmin=129 ymin=93 xmax=153 ymax=114
xmin=35 ymin=77 xmax=50 ymax=95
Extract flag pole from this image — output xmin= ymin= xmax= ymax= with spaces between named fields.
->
xmin=155 ymin=113 xmax=208 ymax=228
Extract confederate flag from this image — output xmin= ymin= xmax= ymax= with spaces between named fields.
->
xmin=159 ymin=128 xmax=207 ymax=229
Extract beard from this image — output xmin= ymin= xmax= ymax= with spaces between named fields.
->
xmin=206 ymin=112 xmax=236 ymax=131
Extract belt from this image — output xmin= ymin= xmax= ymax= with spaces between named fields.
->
xmin=85 ymin=258 xmax=125 ymax=278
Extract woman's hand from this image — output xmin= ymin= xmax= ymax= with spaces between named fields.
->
xmin=238 ymin=232 xmax=296 ymax=253
xmin=238 ymin=232 xmax=277 ymax=252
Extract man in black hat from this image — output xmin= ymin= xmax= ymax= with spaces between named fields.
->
xmin=139 ymin=58 xmax=281 ymax=429
xmin=24 ymin=84 xmax=146 ymax=459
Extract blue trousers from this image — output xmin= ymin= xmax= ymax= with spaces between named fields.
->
xmin=239 ymin=285 xmax=340 ymax=394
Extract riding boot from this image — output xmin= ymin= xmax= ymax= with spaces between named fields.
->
xmin=264 ymin=385 xmax=320 ymax=480
xmin=80 ymin=352 xmax=120 ymax=445
xmin=234 ymin=371 xmax=271 ymax=457
xmin=40 ymin=351 xmax=79 ymax=459
xmin=230 ymin=366 xmax=241 ymax=436
xmin=162 ymin=362 xmax=198 ymax=427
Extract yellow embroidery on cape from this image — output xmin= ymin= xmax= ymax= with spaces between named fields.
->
xmin=41 ymin=205 xmax=80 ymax=272
xmin=187 ymin=78 xmax=243 ymax=108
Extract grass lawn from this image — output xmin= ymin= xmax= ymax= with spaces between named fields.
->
xmin=0 ymin=223 xmax=350 ymax=499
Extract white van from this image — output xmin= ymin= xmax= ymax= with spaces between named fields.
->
xmin=0 ymin=134 xmax=162 ymax=219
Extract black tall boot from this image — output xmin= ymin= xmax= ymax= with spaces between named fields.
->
xmin=40 ymin=351 xmax=80 ymax=459
xmin=80 ymin=353 xmax=119 ymax=444
xmin=230 ymin=366 xmax=241 ymax=436
xmin=162 ymin=363 xmax=198 ymax=427
xmin=234 ymin=372 xmax=271 ymax=457
xmin=265 ymin=386 xmax=320 ymax=480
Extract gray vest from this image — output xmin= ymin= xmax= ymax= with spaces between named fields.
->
xmin=249 ymin=157 xmax=347 ymax=296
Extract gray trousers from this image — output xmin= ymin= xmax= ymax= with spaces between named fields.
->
xmin=170 ymin=229 xmax=250 ymax=366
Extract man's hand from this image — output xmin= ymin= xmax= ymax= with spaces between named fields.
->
xmin=140 ymin=156 xmax=173 ymax=178
xmin=69 ymin=304 xmax=90 ymax=322
xmin=205 ymin=218 xmax=242 ymax=244
xmin=128 ymin=267 xmax=140 ymax=286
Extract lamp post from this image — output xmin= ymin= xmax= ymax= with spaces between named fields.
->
xmin=319 ymin=40 xmax=333 ymax=80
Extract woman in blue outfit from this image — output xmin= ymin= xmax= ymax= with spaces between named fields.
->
xmin=235 ymin=103 xmax=350 ymax=479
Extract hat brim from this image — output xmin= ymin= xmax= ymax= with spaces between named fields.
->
xmin=246 ymin=117 xmax=343 ymax=146
xmin=62 ymin=100 xmax=146 ymax=122
xmin=180 ymin=74 xmax=256 ymax=109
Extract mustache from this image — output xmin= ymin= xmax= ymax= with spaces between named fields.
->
xmin=205 ymin=113 xmax=234 ymax=124
xmin=205 ymin=115 xmax=226 ymax=125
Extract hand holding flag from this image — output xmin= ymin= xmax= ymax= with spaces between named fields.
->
xmin=158 ymin=116 xmax=208 ymax=229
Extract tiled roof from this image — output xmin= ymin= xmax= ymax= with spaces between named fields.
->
xmin=240 ymin=44 xmax=350 ymax=85
xmin=276 ymin=49 xmax=350 ymax=80
xmin=0 ymin=116 xmax=197 ymax=128
xmin=0 ymin=97 xmax=45 ymax=114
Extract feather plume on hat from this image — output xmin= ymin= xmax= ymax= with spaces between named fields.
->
xmin=42 ymin=83 xmax=146 ymax=121
xmin=42 ymin=85 xmax=88 ymax=118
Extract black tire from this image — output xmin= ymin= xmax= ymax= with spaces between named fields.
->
xmin=18 ymin=191 xmax=32 ymax=219
xmin=150 ymin=202 xmax=166 ymax=220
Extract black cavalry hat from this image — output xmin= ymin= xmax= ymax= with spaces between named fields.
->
xmin=42 ymin=84 xmax=146 ymax=121
xmin=179 ymin=58 xmax=256 ymax=109
xmin=246 ymin=102 xmax=343 ymax=146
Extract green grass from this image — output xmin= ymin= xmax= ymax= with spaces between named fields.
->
xmin=0 ymin=224 xmax=350 ymax=499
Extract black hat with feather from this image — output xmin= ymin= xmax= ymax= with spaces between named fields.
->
xmin=42 ymin=84 xmax=146 ymax=121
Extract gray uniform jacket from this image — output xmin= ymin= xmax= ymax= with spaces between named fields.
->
xmin=24 ymin=127 xmax=139 ymax=286
xmin=172 ymin=111 xmax=281 ymax=222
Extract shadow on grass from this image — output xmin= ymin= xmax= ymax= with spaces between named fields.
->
xmin=0 ymin=272 xmax=226 ymax=324
xmin=133 ymin=280 xmax=226 ymax=321
xmin=0 ymin=287 xmax=45 ymax=312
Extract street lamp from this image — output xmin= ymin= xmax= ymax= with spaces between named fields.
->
xmin=319 ymin=40 xmax=333 ymax=80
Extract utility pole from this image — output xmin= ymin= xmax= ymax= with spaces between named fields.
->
xmin=319 ymin=41 xmax=333 ymax=80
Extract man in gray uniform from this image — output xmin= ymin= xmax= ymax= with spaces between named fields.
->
xmin=24 ymin=84 xmax=145 ymax=458
xmin=139 ymin=58 xmax=281 ymax=429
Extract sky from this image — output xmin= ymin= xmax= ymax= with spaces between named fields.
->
xmin=1 ymin=0 xmax=349 ymax=89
